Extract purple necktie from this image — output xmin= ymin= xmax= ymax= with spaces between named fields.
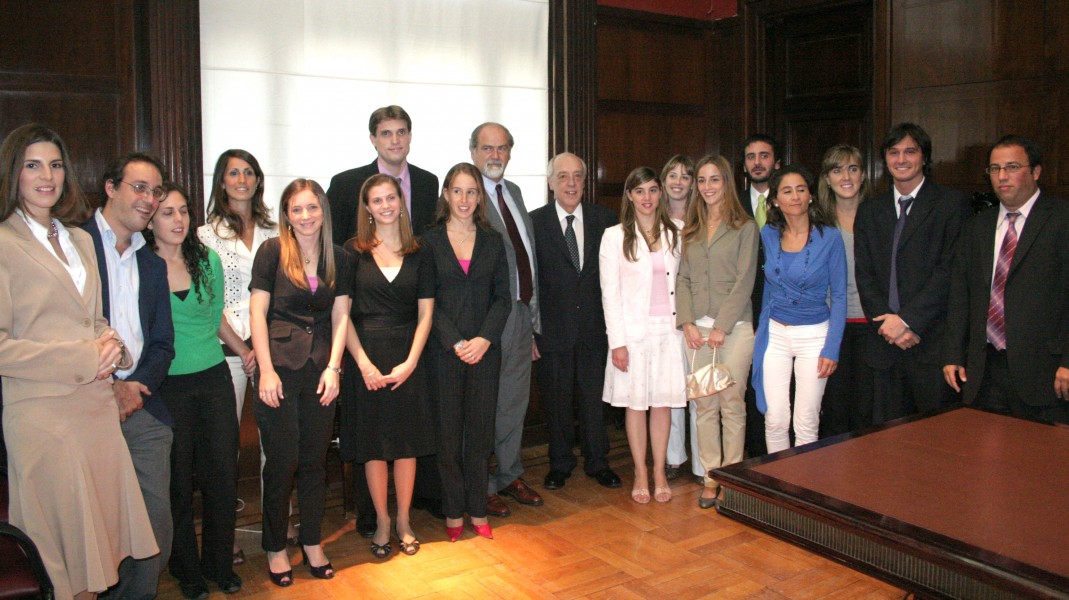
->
xmin=986 ymin=212 xmax=1020 ymax=350
xmin=888 ymin=195 xmax=913 ymax=313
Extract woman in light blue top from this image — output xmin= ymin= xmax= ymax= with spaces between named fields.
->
xmin=751 ymin=165 xmax=846 ymax=453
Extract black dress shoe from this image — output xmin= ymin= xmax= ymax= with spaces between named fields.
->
xmin=207 ymin=572 xmax=242 ymax=594
xmin=178 ymin=580 xmax=209 ymax=600
xmin=411 ymin=496 xmax=446 ymax=519
xmin=356 ymin=515 xmax=377 ymax=539
xmin=543 ymin=470 xmax=569 ymax=490
xmin=589 ymin=468 xmax=622 ymax=489
xmin=665 ymin=465 xmax=682 ymax=481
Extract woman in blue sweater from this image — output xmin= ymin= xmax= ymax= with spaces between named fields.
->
xmin=752 ymin=165 xmax=846 ymax=453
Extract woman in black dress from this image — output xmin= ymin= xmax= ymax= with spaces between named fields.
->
xmin=342 ymin=173 xmax=435 ymax=558
xmin=422 ymin=163 xmax=510 ymax=541
xmin=249 ymin=178 xmax=351 ymax=586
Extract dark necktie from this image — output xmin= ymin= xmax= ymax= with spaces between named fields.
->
xmin=496 ymin=184 xmax=533 ymax=304
xmin=888 ymin=195 xmax=913 ymax=313
xmin=564 ymin=215 xmax=581 ymax=273
xmin=986 ymin=212 xmax=1020 ymax=350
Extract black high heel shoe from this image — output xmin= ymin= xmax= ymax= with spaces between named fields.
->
xmin=267 ymin=568 xmax=293 ymax=588
xmin=301 ymin=547 xmax=335 ymax=579
xmin=395 ymin=528 xmax=421 ymax=556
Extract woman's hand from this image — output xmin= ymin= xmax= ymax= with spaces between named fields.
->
xmin=359 ymin=361 xmax=387 ymax=391
xmin=383 ymin=359 xmax=417 ymax=390
xmin=258 ymin=369 xmax=284 ymax=408
xmin=457 ymin=337 xmax=491 ymax=365
xmin=93 ymin=331 xmax=123 ymax=380
xmin=240 ymin=348 xmax=257 ymax=377
xmin=611 ymin=346 xmax=629 ymax=372
xmin=683 ymin=324 xmax=703 ymax=350
xmin=317 ymin=368 xmax=339 ymax=405
xmin=817 ymin=357 xmax=838 ymax=379
xmin=706 ymin=328 xmax=726 ymax=348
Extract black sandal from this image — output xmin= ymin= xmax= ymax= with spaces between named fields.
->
xmin=301 ymin=547 xmax=335 ymax=579
xmin=370 ymin=540 xmax=392 ymax=559
xmin=396 ymin=529 xmax=421 ymax=556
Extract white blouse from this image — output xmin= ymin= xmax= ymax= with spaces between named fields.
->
xmin=197 ymin=219 xmax=278 ymax=340
xmin=18 ymin=209 xmax=87 ymax=295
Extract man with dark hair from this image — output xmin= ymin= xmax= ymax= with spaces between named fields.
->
xmin=469 ymin=122 xmax=544 ymax=516
xmin=943 ymin=135 xmax=1069 ymax=424
xmin=738 ymin=133 xmax=781 ymax=458
xmin=327 ymin=106 xmax=443 ymax=537
xmin=327 ymin=104 xmax=440 ymax=244
xmin=855 ymin=123 xmax=971 ymax=423
xmin=85 ymin=153 xmax=177 ymax=599
xmin=531 ymin=152 xmax=621 ymax=492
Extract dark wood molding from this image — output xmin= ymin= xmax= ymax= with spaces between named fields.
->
xmin=142 ymin=0 xmax=205 ymax=221
xmin=549 ymin=0 xmax=598 ymax=204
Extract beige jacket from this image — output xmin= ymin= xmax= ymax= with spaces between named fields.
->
xmin=675 ymin=220 xmax=759 ymax=335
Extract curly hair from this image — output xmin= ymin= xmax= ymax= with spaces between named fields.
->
xmin=145 ymin=182 xmax=214 ymax=304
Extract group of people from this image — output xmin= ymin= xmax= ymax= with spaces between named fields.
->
xmin=2 ymin=107 xmax=1066 ymax=600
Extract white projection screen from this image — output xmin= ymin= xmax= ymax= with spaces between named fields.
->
xmin=200 ymin=0 xmax=550 ymax=220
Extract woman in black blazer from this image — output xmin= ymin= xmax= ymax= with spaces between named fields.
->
xmin=422 ymin=162 xmax=510 ymax=542
xmin=249 ymin=178 xmax=351 ymax=586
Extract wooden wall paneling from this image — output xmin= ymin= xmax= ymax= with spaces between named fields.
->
xmin=549 ymin=0 xmax=599 ymax=207
xmin=0 ymin=0 xmax=138 ymax=204
xmin=709 ymin=16 xmax=744 ymax=167
xmin=1045 ymin=0 xmax=1068 ymax=199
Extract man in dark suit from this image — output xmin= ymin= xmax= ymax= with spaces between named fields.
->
xmin=531 ymin=152 xmax=621 ymax=491
xmin=739 ymin=134 xmax=781 ymax=458
xmin=470 ymin=122 xmax=543 ymax=517
xmin=855 ymin=123 xmax=971 ymax=424
xmin=326 ymin=105 xmax=440 ymax=244
xmin=84 ymin=153 xmax=176 ymax=599
xmin=943 ymin=135 xmax=1069 ymax=424
xmin=326 ymin=105 xmax=443 ymax=536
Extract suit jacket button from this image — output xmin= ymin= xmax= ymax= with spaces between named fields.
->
xmin=75 ymin=375 xmax=85 ymax=383
xmin=305 ymin=326 xmax=313 ymax=334
xmin=82 ymin=318 xmax=92 ymax=327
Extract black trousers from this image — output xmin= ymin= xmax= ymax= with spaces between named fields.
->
xmin=871 ymin=352 xmax=954 ymax=424
xmin=254 ymin=360 xmax=336 ymax=551
xmin=537 ymin=343 xmax=610 ymax=475
xmin=820 ymin=322 xmax=873 ymax=438
xmin=431 ymin=347 xmax=501 ymax=519
xmin=162 ymin=361 xmax=238 ymax=584
xmin=978 ymin=345 xmax=1069 ymax=425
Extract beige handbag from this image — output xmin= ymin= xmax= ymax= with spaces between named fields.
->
xmin=686 ymin=345 xmax=736 ymax=400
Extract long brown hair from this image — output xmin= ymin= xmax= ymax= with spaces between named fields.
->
xmin=277 ymin=178 xmax=336 ymax=289
xmin=682 ymin=155 xmax=750 ymax=244
xmin=817 ymin=144 xmax=870 ymax=226
xmin=0 ymin=123 xmax=89 ymax=226
xmin=206 ymin=149 xmax=275 ymax=238
xmin=660 ymin=154 xmax=695 ymax=213
xmin=619 ymin=166 xmax=678 ymax=262
xmin=765 ymin=165 xmax=835 ymax=237
xmin=352 ymin=173 xmax=420 ymax=254
xmin=434 ymin=163 xmax=491 ymax=228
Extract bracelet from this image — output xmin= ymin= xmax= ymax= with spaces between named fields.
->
xmin=326 ymin=365 xmax=341 ymax=375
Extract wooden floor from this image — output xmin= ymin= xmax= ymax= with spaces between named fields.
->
xmin=158 ymin=433 xmax=904 ymax=599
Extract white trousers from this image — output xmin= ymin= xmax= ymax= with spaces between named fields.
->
xmin=762 ymin=320 xmax=829 ymax=453
xmin=666 ymin=403 xmax=700 ymax=475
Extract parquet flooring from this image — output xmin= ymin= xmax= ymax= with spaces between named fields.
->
xmin=157 ymin=433 xmax=904 ymax=599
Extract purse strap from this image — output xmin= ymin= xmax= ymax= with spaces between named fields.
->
xmin=689 ymin=344 xmax=720 ymax=365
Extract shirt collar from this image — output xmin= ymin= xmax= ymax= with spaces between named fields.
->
xmin=998 ymin=189 xmax=1040 ymax=221
xmin=554 ymin=200 xmax=583 ymax=223
xmin=894 ymin=178 xmax=925 ymax=202
xmin=376 ymin=157 xmax=410 ymax=182
xmin=95 ymin=208 xmax=146 ymax=253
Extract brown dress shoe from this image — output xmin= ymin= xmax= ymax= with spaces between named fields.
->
xmin=498 ymin=478 xmax=544 ymax=506
xmin=485 ymin=493 xmax=512 ymax=517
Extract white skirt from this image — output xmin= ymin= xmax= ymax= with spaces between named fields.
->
xmin=602 ymin=315 xmax=688 ymax=410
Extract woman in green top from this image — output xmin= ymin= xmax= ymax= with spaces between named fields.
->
xmin=147 ymin=183 xmax=248 ymax=597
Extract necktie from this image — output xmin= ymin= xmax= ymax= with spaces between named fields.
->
xmin=496 ymin=184 xmax=533 ymax=304
xmin=987 ymin=212 xmax=1020 ymax=350
xmin=888 ymin=195 xmax=913 ymax=313
xmin=564 ymin=214 xmax=581 ymax=273
xmin=755 ymin=193 xmax=767 ymax=228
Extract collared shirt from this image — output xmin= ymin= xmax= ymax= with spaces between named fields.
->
xmin=748 ymin=186 xmax=767 ymax=216
xmin=197 ymin=219 xmax=279 ymax=340
xmin=377 ymin=157 xmax=413 ymax=216
xmin=990 ymin=189 xmax=1040 ymax=288
xmin=893 ymin=178 xmax=925 ymax=217
xmin=17 ymin=209 xmax=87 ymax=295
xmin=482 ymin=174 xmax=534 ymax=301
xmin=554 ymin=200 xmax=585 ymax=270
xmin=95 ymin=209 xmax=145 ymax=379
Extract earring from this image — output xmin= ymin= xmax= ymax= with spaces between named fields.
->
xmin=368 ymin=215 xmax=373 ymax=223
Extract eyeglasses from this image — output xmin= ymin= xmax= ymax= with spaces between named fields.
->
xmin=119 ymin=180 xmax=166 ymax=200
xmin=985 ymin=163 xmax=1031 ymax=175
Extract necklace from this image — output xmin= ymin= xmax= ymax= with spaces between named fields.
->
xmin=448 ymin=227 xmax=475 ymax=245
xmin=46 ymin=219 xmax=59 ymax=240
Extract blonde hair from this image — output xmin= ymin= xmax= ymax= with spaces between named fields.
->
xmin=682 ymin=155 xmax=750 ymax=244
xmin=277 ymin=179 xmax=336 ymax=289
xmin=817 ymin=144 xmax=870 ymax=226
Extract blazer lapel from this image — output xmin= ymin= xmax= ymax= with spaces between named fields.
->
xmin=580 ymin=208 xmax=599 ymax=275
xmin=6 ymin=217 xmax=86 ymax=305
xmin=898 ymin=185 xmax=934 ymax=247
xmin=977 ymin=208 xmax=998 ymax=288
xmin=1009 ymin=193 xmax=1049 ymax=275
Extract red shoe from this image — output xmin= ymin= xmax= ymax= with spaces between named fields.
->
xmin=471 ymin=522 xmax=493 ymax=539
xmin=445 ymin=524 xmax=464 ymax=542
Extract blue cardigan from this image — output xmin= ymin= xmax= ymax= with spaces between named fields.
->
xmin=752 ymin=223 xmax=847 ymax=413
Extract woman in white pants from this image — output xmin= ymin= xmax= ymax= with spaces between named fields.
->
xmin=676 ymin=155 xmax=759 ymax=508
xmin=751 ymin=165 xmax=846 ymax=453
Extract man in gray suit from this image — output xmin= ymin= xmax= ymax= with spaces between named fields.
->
xmin=469 ymin=122 xmax=544 ymax=517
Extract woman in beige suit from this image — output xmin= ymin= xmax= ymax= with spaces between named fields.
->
xmin=676 ymin=155 xmax=758 ymax=509
xmin=0 ymin=124 xmax=157 ymax=600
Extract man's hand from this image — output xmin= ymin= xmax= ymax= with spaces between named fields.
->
xmin=874 ymin=313 xmax=909 ymax=343
xmin=943 ymin=365 xmax=967 ymax=393
xmin=113 ymin=379 xmax=149 ymax=421
xmin=893 ymin=330 xmax=921 ymax=351
xmin=1055 ymin=367 xmax=1069 ymax=400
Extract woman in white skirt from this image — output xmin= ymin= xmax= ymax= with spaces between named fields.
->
xmin=600 ymin=166 xmax=687 ymax=504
